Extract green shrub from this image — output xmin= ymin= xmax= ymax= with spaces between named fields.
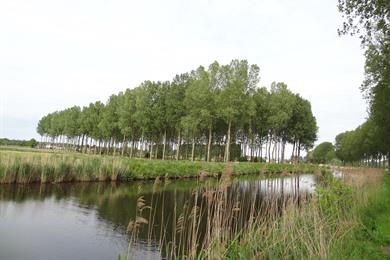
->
xmin=316 ymin=174 xmax=353 ymax=218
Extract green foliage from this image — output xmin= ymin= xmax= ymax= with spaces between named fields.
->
xmin=237 ymin=156 xmax=248 ymax=162
xmin=36 ymin=59 xmax=318 ymax=162
xmin=335 ymin=119 xmax=388 ymax=167
xmin=0 ymin=138 xmax=38 ymax=148
xmin=360 ymin=174 xmax=390 ymax=246
xmin=329 ymin=174 xmax=390 ymax=259
xmin=338 ymin=0 xmax=390 ymax=166
xmin=316 ymin=174 xmax=353 ymax=218
xmin=309 ymin=142 xmax=336 ymax=164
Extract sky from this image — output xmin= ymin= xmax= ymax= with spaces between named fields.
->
xmin=0 ymin=0 xmax=367 ymax=144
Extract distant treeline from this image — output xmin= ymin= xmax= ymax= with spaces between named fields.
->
xmin=336 ymin=0 xmax=390 ymax=168
xmin=335 ymin=119 xmax=389 ymax=167
xmin=0 ymin=138 xmax=38 ymax=148
xmin=37 ymin=59 xmax=317 ymax=162
xmin=308 ymin=119 xmax=389 ymax=168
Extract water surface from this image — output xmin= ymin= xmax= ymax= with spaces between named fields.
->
xmin=0 ymin=174 xmax=316 ymax=260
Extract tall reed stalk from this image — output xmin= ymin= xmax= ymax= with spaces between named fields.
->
xmin=120 ymin=167 xmax=383 ymax=259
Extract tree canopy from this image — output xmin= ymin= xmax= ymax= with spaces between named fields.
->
xmin=37 ymin=59 xmax=317 ymax=162
xmin=308 ymin=142 xmax=336 ymax=164
xmin=338 ymin=0 xmax=390 ymax=165
xmin=334 ymin=119 xmax=387 ymax=167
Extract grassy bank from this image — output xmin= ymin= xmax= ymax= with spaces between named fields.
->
xmin=116 ymin=167 xmax=386 ymax=259
xmin=196 ymin=167 xmax=387 ymax=259
xmin=330 ymin=170 xmax=390 ymax=259
xmin=0 ymin=150 xmax=317 ymax=184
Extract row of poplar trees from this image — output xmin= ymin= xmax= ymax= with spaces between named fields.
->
xmin=335 ymin=119 xmax=388 ymax=167
xmin=336 ymin=0 xmax=390 ymax=169
xmin=37 ymin=60 xmax=317 ymax=162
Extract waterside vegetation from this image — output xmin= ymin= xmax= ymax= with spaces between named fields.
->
xmin=118 ymin=167 xmax=387 ymax=259
xmin=0 ymin=150 xmax=318 ymax=184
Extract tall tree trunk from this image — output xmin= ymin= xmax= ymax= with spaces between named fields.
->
xmin=297 ymin=141 xmax=301 ymax=163
xmin=89 ymin=139 xmax=92 ymax=154
xmin=106 ymin=139 xmax=111 ymax=155
xmin=176 ymin=130 xmax=181 ymax=160
xmin=150 ymin=143 xmax=153 ymax=160
xmin=113 ymin=140 xmax=117 ymax=156
xmin=250 ymin=135 xmax=255 ymax=162
xmin=268 ymin=135 xmax=272 ymax=163
xmin=291 ymin=141 xmax=296 ymax=163
xmin=80 ymin=134 xmax=85 ymax=153
xmin=83 ymin=137 xmax=88 ymax=154
xmin=224 ymin=121 xmax=232 ymax=162
xmin=259 ymin=141 xmax=262 ymax=159
xmin=271 ymin=139 xmax=276 ymax=162
xmin=162 ymin=130 xmax=167 ymax=160
xmin=130 ymin=141 xmax=134 ymax=158
xmin=204 ymin=140 xmax=208 ymax=161
xmin=191 ymin=136 xmax=196 ymax=162
xmin=65 ymin=136 xmax=69 ymax=151
xmin=278 ymin=140 xmax=281 ymax=162
xmin=139 ymin=133 xmax=144 ymax=158
xmin=121 ymin=135 xmax=126 ymax=156
xmin=77 ymin=136 xmax=81 ymax=151
xmin=387 ymin=152 xmax=390 ymax=170
xmin=207 ymin=126 xmax=212 ymax=162
xmin=294 ymin=141 xmax=298 ymax=162
xmin=85 ymin=137 xmax=89 ymax=153
xmin=255 ymin=145 xmax=258 ymax=160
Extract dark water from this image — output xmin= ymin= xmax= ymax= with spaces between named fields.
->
xmin=0 ymin=174 xmax=316 ymax=260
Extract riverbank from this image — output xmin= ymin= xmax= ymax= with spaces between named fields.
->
xmin=197 ymin=167 xmax=388 ymax=259
xmin=0 ymin=150 xmax=317 ymax=184
xmin=330 ymin=170 xmax=390 ymax=259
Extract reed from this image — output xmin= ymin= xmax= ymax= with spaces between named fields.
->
xmin=0 ymin=150 xmax=317 ymax=184
xmin=118 ymin=167 xmax=384 ymax=259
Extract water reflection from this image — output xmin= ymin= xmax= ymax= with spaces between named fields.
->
xmin=0 ymin=174 xmax=317 ymax=260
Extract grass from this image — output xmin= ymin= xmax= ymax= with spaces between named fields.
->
xmin=0 ymin=149 xmax=317 ymax=184
xmin=329 ymin=170 xmax=390 ymax=259
xmin=117 ymin=167 xmax=386 ymax=259
xmin=214 ymin=167 xmax=388 ymax=260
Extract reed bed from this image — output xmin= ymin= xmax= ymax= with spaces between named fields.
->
xmin=0 ymin=150 xmax=317 ymax=184
xmin=120 ymin=167 xmax=384 ymax=259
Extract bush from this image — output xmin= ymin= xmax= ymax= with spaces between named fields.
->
xmin=237 ymin=156 xmax=248 ymax=162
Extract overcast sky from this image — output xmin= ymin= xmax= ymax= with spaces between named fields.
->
xmin=0 ymin=0 xmax=367 ymax=144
